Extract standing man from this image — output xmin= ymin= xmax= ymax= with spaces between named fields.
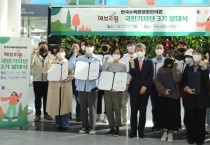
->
xmin=121 ymin=40 xmax=137 ymax=126
xmin=175 ymin=40 xmax=187 ymax=61
xmin=74 ymin=40 xmax=101 ymax=135
xmin=31 ymin=42 xmax=53 ymax=122
xmin=69 ymin=43 xmax=82 ymax=122
xmin=150 ymin=44 xmax=165 ymax=131
xmin=96 ymin=38 xmax=111 ymax=123
xmin=128 ymin=43 xmax=154 ymax=138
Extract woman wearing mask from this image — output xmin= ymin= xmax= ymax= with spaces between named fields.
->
xmin=154 ymin=50 xmax=181 ymax=142
xmin=43 ymin=47 xmax=73 ymax=130
xmin=103 ymin=47 xmax=126 ymax=136
xmin=182 ymin=48 xmax=210 ymax=145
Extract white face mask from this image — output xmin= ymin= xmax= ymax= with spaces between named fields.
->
xmin=185 ymin=57 xmax=193 ymax=64
xmin=112 ymin=54 xmax=121 ymax=60
xmin=127 ymin=46 xmax=135 ymax=52
xmin=81 ymin=45 xmax=86 ymax=50
xmin=155 ymin=49 xmax=164 ymax=55
xmin=136 ymin=51 xmax=145 ymax=58
xmin=193 ymin=54 xmax=201 ymax=62
xmin=86 ymin=47 xmax=94 ymax=54
xmin=57 ymin=52 xmax=66 ymax=59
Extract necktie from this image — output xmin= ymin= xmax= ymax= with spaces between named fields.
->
xmin=139 ymin=59 xmax=143 ymax=71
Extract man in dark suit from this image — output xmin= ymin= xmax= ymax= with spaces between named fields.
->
xmin=128 ymin=43 xmax=154 ymax=138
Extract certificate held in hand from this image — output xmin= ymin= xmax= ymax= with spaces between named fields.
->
xmin=159 ymin=72 xmax=176 ymax=94
xmin=187 ymin=72 xmax=201 ymax=94
xmin=98 ymin=71 xmax=127 ymax=91
xmin=74 ymin=61 xmax=100 ymax=80
xmin=47 ymin=62 xmax=69 ymax=81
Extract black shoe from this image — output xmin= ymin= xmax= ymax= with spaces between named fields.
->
xmin=107 ymin=129 xmax=115 ymax=135
xmin=129 ymin=131 xmax=137 ymax=138
xmin=151 ymin=125 xmax=159 ymax=132
xmin=138 ymin=132 xmax=145 ymax=138
xmin=76 ymin=116 xmax=81 ymax=122
xmin=113 ymin=130 xmax=120 ymax=137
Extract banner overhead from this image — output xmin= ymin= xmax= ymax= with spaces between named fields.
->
xmin=0 ymin=37 xmax=31 ymax=128
xmin=50 ymin=7 xmax=210 ymax=36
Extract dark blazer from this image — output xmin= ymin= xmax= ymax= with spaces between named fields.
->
xmin=128 ymin=57 xmax=154 ymax=95
xmin=182 ymin=64 xmax=210 ymax=109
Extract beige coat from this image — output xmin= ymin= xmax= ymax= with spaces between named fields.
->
xmin=31 ymin=52 xmax=54 ymax=81
xmin=43 ymin=58 xmax=73 ymax=116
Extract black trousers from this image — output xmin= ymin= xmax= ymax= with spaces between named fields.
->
xmin=97 ymin=90 xmax=106 ymax=115
xmin=33 ymin=81 xmax=49 ymax=115
xmin=72 ymin=79 xmax=80 ymax=117
xmin=186 ymin=108 xmax=206 ymax=144
xmin=130 ymin=93 xmax=149 ymax=133
xmin=149 ymin=83 xmax=158 ymax=125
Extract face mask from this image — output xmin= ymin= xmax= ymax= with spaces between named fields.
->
xmin=101 ymin=46 xmax=108 ymax=52
xmin=127 ymin=46 xmax=135 ymax=52
xmin=136 ymin=51 xmax=145 ymax=58
xmin=185 ymin=57 xmax=193 ymax=64
xmin=193 ymin=54 xmax=201 ymax=62
xmin=86 ymin=47 xmax=94 ymax=54
xmin=164 ymin=58 xmax=174 ymax=67
xmin=81 ymin=45 xmax=86 ymax=50
xmin=155 ymin=49 xmax=164 ymax=55
xmin=178 ymin=48 xmax=186 ymax=53
xmin=57 ymin=52 xmax=65 ymax=59
xmin=39 ymin=47 xmax=47 ymax=53
xmin=112 ymin=54 xmax=121 ymax=60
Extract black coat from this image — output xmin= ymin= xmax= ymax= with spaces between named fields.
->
xmin=128 ymin=57 xmax=154 ymax=95
xmin=182 ymin=64 xmax=210 ymax=109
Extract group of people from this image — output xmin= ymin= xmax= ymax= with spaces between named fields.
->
xmin=30 ymin=39 xmax=210 ymax=145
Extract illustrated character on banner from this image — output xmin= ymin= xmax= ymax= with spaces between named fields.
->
xmin=1 ymin=91 xmax=23 ymax=122
xmin=197 ymin=16 xmax=210 ymax=31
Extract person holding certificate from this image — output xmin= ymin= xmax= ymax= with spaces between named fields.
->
xmin=74 ymin=40 xmax=101 ymax=135
xmin=182 ymin=48 xmax=210 ymax=145
xmin=154 ymin=50 xmax=181 ymax=143
xmin=102 ymin=47 xmax=126 ymax=136
xmin=96 ymin=38 xmax=111 ymax=123
xmin=128 ymin=43 xmax=154 ymax=138
xmin=43 ymin=47 xmax=73 ymax=130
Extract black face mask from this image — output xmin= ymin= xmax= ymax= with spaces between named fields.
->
xmin=164 ymin=58 xmax=174 ymax=68
xmin=39 ymin=47 xmax=47 ymax=54
xmin=178 ymin=48 xmax=185 ymax=53
xmin=101 ymin=46 xmax=108 ymax=52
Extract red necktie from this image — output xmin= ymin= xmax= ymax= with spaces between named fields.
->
xmin=139 ymin=59 xmax=143 ymax=71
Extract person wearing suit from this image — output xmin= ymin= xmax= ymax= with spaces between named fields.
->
xmin=182 ymin=48 xmax=210 ymax=145
xmin=128 ymin=43 xmax=154 ymax=138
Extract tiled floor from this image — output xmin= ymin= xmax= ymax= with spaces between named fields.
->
xmin=0 ymin=86 xmax=210 ymax=145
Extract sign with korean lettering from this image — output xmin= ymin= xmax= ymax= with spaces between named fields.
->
xmin=50 ymin=7 xmax=210 ymax=36
xmin=0 ymin=37 xmax=31 ymax=128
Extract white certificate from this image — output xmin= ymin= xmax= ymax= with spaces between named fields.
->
xmin=47 ymin=62 xmax=69 ymax=81
xmin=121 ymin=56 xmax=131 ymax=72
xmin=95 ymin=54 xmax=112 ymax=63
xmin=74 ymin=61 xmax=100 ymax=80
xmin=89 ymin=61 xmax=100 ymax=80
xmin=112 ymin=72 xmax=127 ymax=91
xmin=74 ymin=61 xmax=89 ymax=80
xmin=98 ymin=71 xmax=114 ymax=90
